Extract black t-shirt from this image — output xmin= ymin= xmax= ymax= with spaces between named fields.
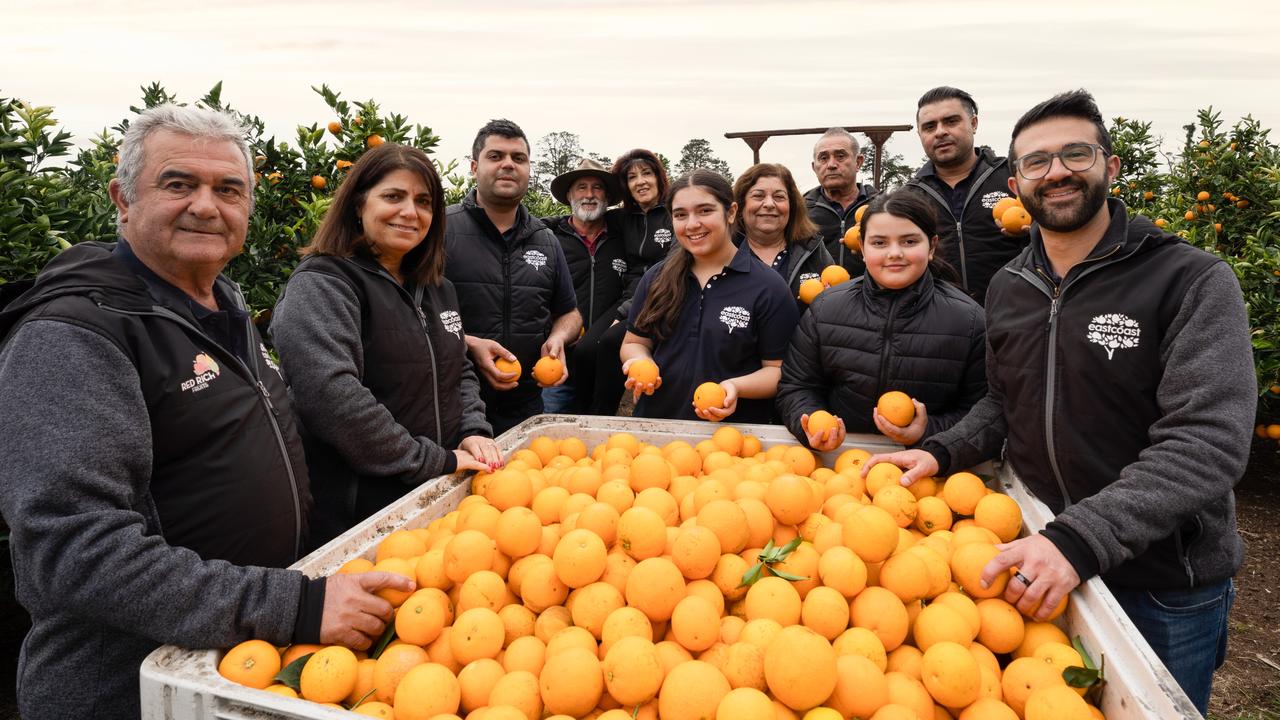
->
xmin=627 ymin=246 xmax=799 ymax=423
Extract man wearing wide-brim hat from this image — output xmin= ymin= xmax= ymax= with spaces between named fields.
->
xmin=542 ymin=159 xmax=629 ymax=413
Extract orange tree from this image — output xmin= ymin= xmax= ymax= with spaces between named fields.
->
xmin=1109 ymin=110 xmax=1280 ymax=424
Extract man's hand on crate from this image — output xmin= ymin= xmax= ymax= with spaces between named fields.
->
xmin=982 ymin=534 xmax=1080 ymax=622
xmin=320 ymin=572 xmax=415 ymax=649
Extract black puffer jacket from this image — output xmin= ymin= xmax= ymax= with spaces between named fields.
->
xmin=544 ymin=214 xmax=627 ymax=329
xmin=776 ymin=270 xmax=987 ymax=448
xmin=444 ymin=190 xmax=574 ymax=404
xmin=804 ymin=184 xmax=876 ymax=278
xmin=609 ymin=203 xmax=674 ymax=320
xmin=901 ymin=147 xmax=1024 ymax=306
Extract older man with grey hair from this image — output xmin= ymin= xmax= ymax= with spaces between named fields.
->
xmin=0 ymin=104 xmax=413 ymax=719
xmin=805 ymin=127 xmax=877 ymax=277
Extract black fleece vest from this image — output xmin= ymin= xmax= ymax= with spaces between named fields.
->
xmin=11 ymin=259 xmax=308 ymax=567
xmin=546 ymin=215 xmax=627 ymax=328
xmin=985 ymin=227 xmax=1223 ymax=587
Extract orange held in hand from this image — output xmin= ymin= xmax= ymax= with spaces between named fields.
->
xmin=991 ymin=196 xmax=1021 ymax=222
xmin=807 ymin=410 xmax=840 ymax=436
xmin=842 ymin=225 xmax=862 ymax=252
xmin=820 ymin=265 xmax=852 ymax=287
xmin=494 ymin=357 xmax=522 ymax=380
xmin=532 ymin=356 xmax=564 ymax=387
xmin=1001 ymin=206 xmax=1033 ymax=233
xmin=693 ymin=382 xmax=727 ymax=415
xmin=798 ymin=278 xmax=825 ymax=304
xmin=627 ymin=358 xmax=660 ymax=387
xmin=877 ymin=391 xmax=915 ymax=427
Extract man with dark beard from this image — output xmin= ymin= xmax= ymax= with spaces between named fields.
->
xmin=902 ymin=86 xmax=1026 ymax=305
xmin=542 ymin=159 xmax=626 ymax=412
xmin=865 ymin=90 xmax=1253 ymax=715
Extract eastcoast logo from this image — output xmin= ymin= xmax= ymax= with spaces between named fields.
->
xmin=799 ymin=272 xmax=820 ymax=282
xmin=523 ymin=249 xmax=547 ymax=270
xmin=440 ymin=310 xmax=463 ymax=339
xmin=181 ymin=352 xmax=221 ymax=393
xmin=1086 ymin=313 xmax=1141 ymax=359
xmin=611 ymin=258 xmax=627 ymax=275
xmin=981 ymin=190 xmax=1013 ymax=209
xmin=652 ymin=229 xmax=673 ymax=247
xmin=259 ymin=343 xmax=282 ymax=379
xmin=720 ymin=306 xmax=751 ymax=333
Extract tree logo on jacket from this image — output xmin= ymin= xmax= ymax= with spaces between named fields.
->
xmin=981 ymin=190 xmax=1013 ymax=209
xmin=523 ymin=249 xmax=548 ymax=270
xmin=1086 ymin=313 xmax=1141 ymax=359
xmin=720 ymin=306 xmax=751 ymax=333
xmin=182 ymin=352 xmax=221 ymax=393
xmin=653 ymin=229 xmax=673 ymax=247
xmin=440 ymin=310 xmax=463 ymax=340
xmin=611 ymin=258 xmax=627 ymax=275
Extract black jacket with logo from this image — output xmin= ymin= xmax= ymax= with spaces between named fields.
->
xmin=609 ymin=204 xmax=674 ymax=320
xmin=777 ymin=270 xmax=986 ymax=447
xmin=544 ymin=214 xmax=627 ymax=329
xmin=444 ymin=190 xmax=576 ymax=406
xmin=902 ymin=147 xmax=1024 ymax=306
xmin=271 ymin=254 xmax=489 ymax=544
xmin=734 ymin=233 xmax=835 ymax=312
xmin=923 ymin=200 xmax=1253 ymax=589
xmin=804 ymin=184 xmax=876 ymax=278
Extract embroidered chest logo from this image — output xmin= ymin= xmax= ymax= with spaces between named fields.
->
xmin=611 ymin=258 xmax=627 ymax=275
xmin=523 ymin=249 xmax=548 ymax=270
xmin=1086 ymin=313 xmax=1141 ymax=359
xmin=981 ymin=190 xmax=1013 ymax=209
xmin=799 ymin=272 xmax=820 ymax=282
xmin=720 ymin=306 xmax=751 ymax=334
xmin=652 ymin=228 xmax=673 ymax=247
xmin=440 ymin=310 xmax=463 ymax=339
xmin=182 ymin=352 xmax=221 ymax=393
xmin=258 ymin=343 xmax=282 ymax=379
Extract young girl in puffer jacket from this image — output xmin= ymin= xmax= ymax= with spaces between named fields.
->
xmin=776 ymin=189 xmax=987 ymax=451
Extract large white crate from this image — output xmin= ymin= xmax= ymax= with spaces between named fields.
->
xmin=140 ymin=414 xmax=1199 ymax=719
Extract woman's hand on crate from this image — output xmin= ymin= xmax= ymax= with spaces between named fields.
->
xmin=320 ymin=572 xmax=415 ymax=649
xmin=860 ymin=449 xmax=939 ymax=486
xmin=459 ymin=435 xmax=504 ymax=471
xmin=982 ymin=534 xmax=1080 ymax=622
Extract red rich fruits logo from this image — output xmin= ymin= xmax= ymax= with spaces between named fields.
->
xmin=193 ymin=353 xmax=221 ymax=377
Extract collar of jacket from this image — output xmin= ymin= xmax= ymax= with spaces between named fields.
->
xmin=461 ymin=188 xmax=541 ymax=244
xmin=1017 ymin=198 xmax=1175 ymax=274
xmin=858 ymin=265 xmax=936 ymax=317
xmin=913 ymin=146 xmax=1005 ymax=181
xmin=804 ymin=184 xmax=873 ymax=212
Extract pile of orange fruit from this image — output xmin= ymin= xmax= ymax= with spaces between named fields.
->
xmin=219 ymin=429 xmax=1104 ymax=720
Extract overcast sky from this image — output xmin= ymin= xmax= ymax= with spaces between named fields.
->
xmin=8 ymin=0 xmax=1280 ymax=190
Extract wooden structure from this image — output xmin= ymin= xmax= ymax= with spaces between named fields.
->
xmin=725 ymin=124 xmax=913 ymax=189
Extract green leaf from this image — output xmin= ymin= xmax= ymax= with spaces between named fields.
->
xmin=370 ymin=622 xmax=397 ymax=660
xmin=273 ymin=652 xmax=313 ymax=691
xmin=738 ymin=562 xmax=765 ymax=589
xmin=1071 ymin=636 xmax=1097 ymax=670
xmin=769 ymin=570 xmax=810 ymax=582
xmin=348 ymin=687 xmax=376 ymax=710
xmin=776 ymin=536 xmax=803 ymax=558
xmin=1063 ymin=665 xmax=1101 ymax=688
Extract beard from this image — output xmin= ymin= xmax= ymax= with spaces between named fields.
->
xmin=1022 ymin=172 xmax=1109 ymax=233
xmin=571 ymin=198 xmax=605 ymax=223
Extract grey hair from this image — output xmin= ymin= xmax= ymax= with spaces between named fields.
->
xmin=115 ymin=104 xmax=255 ymax=229
xmin=814 ymin=127 xmax=861 ymax=157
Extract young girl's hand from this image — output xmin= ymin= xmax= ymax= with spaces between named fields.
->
xmin=873 ymin=399 xmax=928 ymax=445
xmin=622 ymin=357 xmax=662 ymax=402
xmin=802 ymin=413 xmax=847 ymax=452
xmin=695 ymin=381 xmax=738 ymax=422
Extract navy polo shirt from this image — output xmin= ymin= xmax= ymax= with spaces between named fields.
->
xmin=626 ymin=247 xmax=799 ymax=423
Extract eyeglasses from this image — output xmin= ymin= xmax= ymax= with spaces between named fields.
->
xmin=1013 ymin=143 xmax=1109 ymax=180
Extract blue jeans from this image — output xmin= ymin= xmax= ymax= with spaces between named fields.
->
xmin=541 ymin=384 xmax=575 ymax=414
xmin=1108 ymin=578 xmax=1235 ymax=716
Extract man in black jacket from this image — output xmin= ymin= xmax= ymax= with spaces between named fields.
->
xmin=867 ymin=91 xmax=1253 ymax=715
xmin=902 ymin=86 xmax=1027 ymax=305
xmin=805 ymin=127 xmax=876 ymax=277
xmin=0 ymin=105 xmax=412 ymax=719
xmin=445 ymin=119 xmax=581 ymax=434
xmin=543 ymin=159 xmax=626 ymax=413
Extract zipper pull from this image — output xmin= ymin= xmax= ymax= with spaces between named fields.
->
xmin=256 ymin=380 xmax=279 ymax=416
xmin=1048 ymin=297 xmax=1059 ymax=323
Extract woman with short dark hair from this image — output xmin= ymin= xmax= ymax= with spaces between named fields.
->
xmin=271 ymin=143 xmax=499 ymax=547
xmin=733 ymin=163 xmax=834 ymax=307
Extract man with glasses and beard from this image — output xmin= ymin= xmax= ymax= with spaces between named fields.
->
xmin=865 ymin=90 xmax=1253 ymax=714
xmin=903 ymin=86 xmax=1026 ymax=306
xmin=542 ymin=159 xmax=627 ymax=413
xmin=445 ymin=119 xmax=581 ymax=434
